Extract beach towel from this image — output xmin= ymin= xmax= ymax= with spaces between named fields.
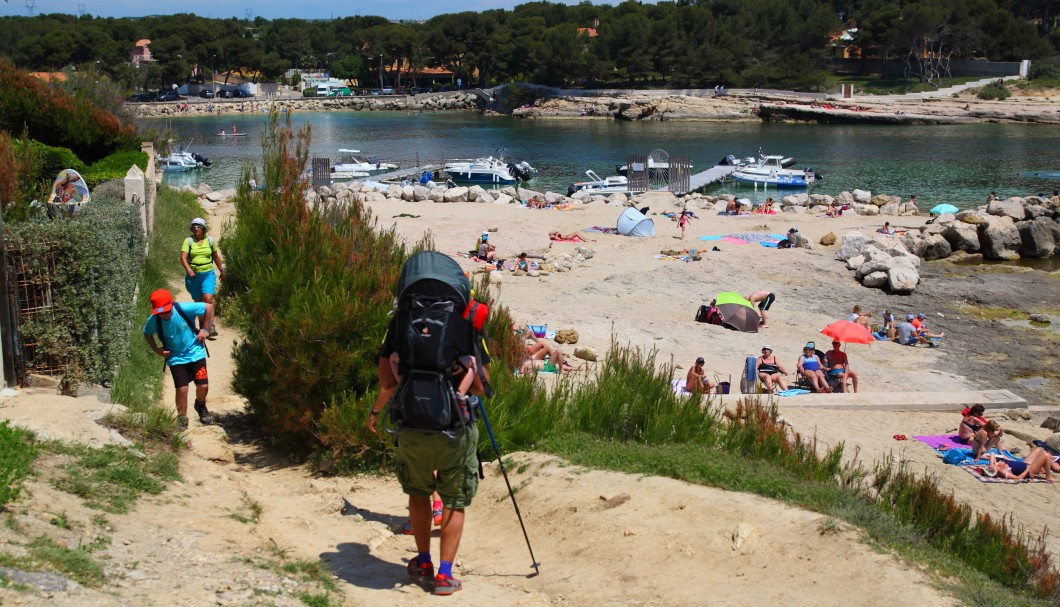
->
xmin=913 ymin=434 xmax=971 ymax=451
xmin=586 ymin=226 xmax=619 ymax=234
xmin=698 ymin=235 xmax=724 ymax=241
xmin=672 ymin=379 xmax=688 ymax=395
xmin=961 ymin=464 xmax=1050 ymax=484
xmin=776 ymin=388 xmax=812 ymax=397
xmin=721 ymin=237 xmax=750 ymax=246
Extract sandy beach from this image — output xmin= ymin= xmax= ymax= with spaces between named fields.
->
xmin=0 ymin=188 xmax=1057 ymax=606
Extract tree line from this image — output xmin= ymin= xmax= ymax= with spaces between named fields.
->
xmin=0 ymin=0 xmax=1054 ymax=92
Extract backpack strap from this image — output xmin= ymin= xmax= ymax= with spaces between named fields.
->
xmin=186 ymin=236 xmax=215 ymax=265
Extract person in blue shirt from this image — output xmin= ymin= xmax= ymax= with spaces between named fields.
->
xmin=142 ymin=289 xmax=215 ymax=430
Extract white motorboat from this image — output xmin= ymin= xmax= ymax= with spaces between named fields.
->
xmin=615 ymin=156 xmax=693 ymax=177
xmin=729 ymin=155 xmax=820 ymax=188
xmin=331 ymin=149 xmax=397 ymax=177
xmin=717 ymin=153 xmax=795 ymax=169
xmin=444 ymin=151 xmax=536 ymax=184
xmin=160 ymin=147 xmax=210 ymax=173
xmin=567 ymin=170 xmax=645 ymax=196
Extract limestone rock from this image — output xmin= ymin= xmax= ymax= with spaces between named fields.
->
xmin=861 ymin=271 xmax=888 ymax=288
xmin=987 ymin=198 xmax=1026 ymax=221
xmin=401 ymin=185 xmax=415 ymax=201
xmin=554 ymin=329 xmax=579 ymax=344
xmin=493 ymin=193 xmax=514 ymax=205
xmin=413 ymin=185 xmax=431 ymax=201
xmin=879 ymin=202 xmax=900 ymax=215
xmin=573 ymin=347 xmax=599 ymax=362
xmin=888 ymin=266 xmax=920 ymax=292
xmin=1016 ymin=218 xmax=1056 ymax=258
xmin=853 ymin=203 xmax=878 ymax=216
xmin=386 ymin=184 xmax=403 ymax=199
xmin=1045 ymin=432 xmax=1060 ymax=454
xmin=443 ymin=186 xmax=469 ymax=202
xmin=429 ymin=188 xmax=446 ymax=203
xmin=1041 ymin=417 xmax=1060 ymax=431
xmin=1029 ymin=313 xmax=1051 ymax=323
xmin=852 ymin=189 xmax=871 ymax=203
xmin=835 ymin=233 xmax=871 ymax=261
xmin=942 ymin=222 xmax=980 ymax=252
xmin=978 ymin=216 xmax=1022 ymax=260
xmin=921 ymin=234 xmax=952 ymax=261
xmin=956 ymin=210 xmax=990 ymax=225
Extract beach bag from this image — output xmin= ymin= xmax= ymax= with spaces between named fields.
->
xmin=695 ymin=305 xmax=710 ymax=323
xmin=943 ymin=450 xmax=971 ymax=465
xmin=739 ymin=355 xmax=758 ymax=394
xmin=390 ymin=252 xmax=480 ymax=432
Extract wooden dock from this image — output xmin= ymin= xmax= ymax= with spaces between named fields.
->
xmin=372 ymin=164 xmax=440 ymax=183
xmin=687 ymin=165 xmax=737 ymax=191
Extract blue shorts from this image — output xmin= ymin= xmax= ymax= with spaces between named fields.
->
xmin=185 ymin=269 xmax=216 ymax=300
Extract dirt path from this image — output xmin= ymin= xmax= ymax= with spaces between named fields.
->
xmin=0 ymin=202 xmax=971 ymax=605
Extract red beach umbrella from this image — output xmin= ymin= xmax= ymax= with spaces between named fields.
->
xmin=820 ymin=320 xmax=873 ymax=345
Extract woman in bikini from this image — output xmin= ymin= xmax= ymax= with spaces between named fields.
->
xmin=956 ymin=404 xmax=987 ymax=444
xmin=549 ymin=231 xmax=585 ymax=242
xmin=796 ymin=344 xmax=830 ymax=393
xmin=755 ymin=345 xmax=788 ymax=392
xmin=985 ymin=448 xmax=1056 ymax=481
xmin=971 ymin=420 xmax=1004 ymax=460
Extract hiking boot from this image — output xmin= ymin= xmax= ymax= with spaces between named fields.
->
xmin=178 ymin=416 xmax=189 ymax=430
xmin=208 ymin=327 xmax=219 ymax=339
xmin=433 ymin=574 xmax=462 ymax=596
xmin=194 ymin=402 xmax=213 ymax=425
xmin=407 ymin=556 xmax=434 ymax=585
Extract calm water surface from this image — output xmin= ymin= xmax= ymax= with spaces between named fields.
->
xmin=162 ymin=112 xmax=1060 ymax=209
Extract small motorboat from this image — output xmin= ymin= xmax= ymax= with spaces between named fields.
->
xmin=717 ymin=153 xmax=795 ymax=168
xmin=730 ymin=155 xmax=821 ymax=188
xmin=567 ymin=170 xmax=645 ymax=196
xmin=331 ymin=149 xmax=397 ymax=176
xmin=160 ymin=146 xmax=210 ymax=172
xmin=444 ymin=151 xmax=536 ymax=184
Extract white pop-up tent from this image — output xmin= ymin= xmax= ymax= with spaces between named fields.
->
xmin=616 ymin=207 xmax=655 ymax=237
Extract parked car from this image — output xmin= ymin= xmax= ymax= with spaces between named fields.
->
xmin=127 ymin=92 xmax=154 ymax=102
xmin=381 ymin=87 xmax=394 ymax=95
xmin=409 ymin=87 xmax=421 ymax=95
xmin=327 ymin=87 xmax=352 ymax=97
xmin=369 ymin=89 xmax=381 ymax=96
xmin=198 ymin=89 xmax=215 ymax=99
xmin=233 ymin=89 xmax=253 ymax=98
xmin=155 ymin=91 xmax=181 ymax=102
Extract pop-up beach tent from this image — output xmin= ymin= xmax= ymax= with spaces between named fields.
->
xmin=616 ymin=207 xmax=655 ymax=237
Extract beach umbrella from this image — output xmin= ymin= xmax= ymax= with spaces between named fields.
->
xmin=820 ymin=320 xmax=873 ymax=345
xmin=714 ymin=292 xmax=760 ymax=333
xmin=929 ymin=203 xmax=958 ymax=215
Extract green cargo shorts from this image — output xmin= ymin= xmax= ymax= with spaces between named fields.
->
xmin=395 ymin=424 xmax=479 ymax=509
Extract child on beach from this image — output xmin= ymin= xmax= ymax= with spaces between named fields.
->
xmin=678 ymin=209 xmax=690 ymax=239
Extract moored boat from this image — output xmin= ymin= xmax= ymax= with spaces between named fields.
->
xmin=729 ymin=155 xmax=820 ymax=188
xmin=444 ymin=152 xmax=536 ymax=184
xmin=567 ymin=170 xmax=645 ymax=196
xmin=331 ymin=149 xmax=398 ymax=176
xmin=160 ymin=146 xmax=210 ymax=173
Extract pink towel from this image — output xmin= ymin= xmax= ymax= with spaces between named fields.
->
xmin=721 ymin=237 xmax=749 ymax=245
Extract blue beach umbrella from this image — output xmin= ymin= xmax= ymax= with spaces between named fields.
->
xmin=930 ymin=203 xmax=958 ymax=215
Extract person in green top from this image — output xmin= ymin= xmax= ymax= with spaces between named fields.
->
xmin=180 ymin=218 xmax=224 ymax=337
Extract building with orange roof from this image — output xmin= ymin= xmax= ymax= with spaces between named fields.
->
xmin=130 ymin=39 xmax=152 ymax=67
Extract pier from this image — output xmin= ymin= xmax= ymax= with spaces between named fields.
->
xmin=686 ymin=165 xmax=737 ymax=192
xmin=373 ymin=165 xmax=441 ymax=183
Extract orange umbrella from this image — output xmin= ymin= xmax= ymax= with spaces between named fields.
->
xmin=821 ymin=320 xmax=873 ymax=344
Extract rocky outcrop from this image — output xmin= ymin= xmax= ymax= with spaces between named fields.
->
xmin=836 ymin=233 xmax=921 ymax=293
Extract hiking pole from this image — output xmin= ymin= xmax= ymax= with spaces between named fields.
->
xmin=475 ymin=398 xmax=541 ymax=577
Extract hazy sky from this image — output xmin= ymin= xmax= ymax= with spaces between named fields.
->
xmin=2 ymin=1 xmax=657 ymax=21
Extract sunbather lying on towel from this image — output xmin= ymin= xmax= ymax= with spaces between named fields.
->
xmin=985 ymin=448 xmax=1056 ymax=481
xmin=549 ymin=230 xmax=588 ymax=242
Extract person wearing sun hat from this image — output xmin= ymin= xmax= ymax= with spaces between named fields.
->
xmin=142 ymin=288 xmax=214 ymax=430
xmin=754 ymin=344 xmax=788 ymax=392
xmin=180 ymin=217 xmax=224 ymax=337
xmin=475 ymin=230 xmax=496 ymax=262
xmin=685 ymin=356 xmax=715 ymax=394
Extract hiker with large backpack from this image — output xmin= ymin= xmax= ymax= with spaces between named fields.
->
xmin=180 ymin=217 xmax=225 ymax=337
xmin=366 ymin=251 xmax=491 ymax=596
xmin=142 ymin=289 xmax=214 ymax=430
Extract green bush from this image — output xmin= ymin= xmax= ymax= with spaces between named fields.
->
xmin=0 ymin=421 xmax=37 ymax=506
xmin=977 ymin=80 xmax=1011 ymax=100
xmin=7 ymin=192 xmax=145 ymax=391
xmin=222 ymin=112 xmax=407 ymax=446
xmin=81 ymin=150 xmax=148 ymax=188
xmin=303 ymin=89 xmax=317 ymax=97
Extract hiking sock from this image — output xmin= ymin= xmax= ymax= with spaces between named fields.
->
xmin=438 ymin=561 xmax=453 ymax=578
xmin=418 ymin=552 xmax=433 ymax=566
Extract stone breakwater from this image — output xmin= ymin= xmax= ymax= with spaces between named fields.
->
xmin=128 ymin=92 xmax=483 ymax=118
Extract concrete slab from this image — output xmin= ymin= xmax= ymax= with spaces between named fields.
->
xmin=762 ymin=389 xmax=1026 ymax=411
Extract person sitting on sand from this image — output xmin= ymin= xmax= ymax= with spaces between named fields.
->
xmin=796 ymin=343 xmax=830 ymax=393
xmin=972 ymin=420 xmax=1004 ymax=459
xmin=896 ymin=314 xmax=939 ymax=346
xmin=476 ymin=231 xmax=497 ymax=262
xmin=755 ymin=345 xmax=788 ymax=392
xmin=912 ymin=313 xmax=944 ymax=342
xmin=549 ymin=230 xmax=586 ymax=242
xmin=516 ymin=252 xmax=530 ymax=271
xmin=528 ymin=196 xmax=547 ymax=209
xmin=985 ymin=447 xmax=1054 ymax=481
xmin=956 ymin=404 xmax=988 ymax=445
xmin=824 ymin=340 xmax=858 ymax=393
xmin=848 ymin=305 xmax=871 ymax=328
xmin=878 ymin=222 xmax=896 ymax=235
xmin=725 ymin=199 xmax=744 ymax=215
xmin=825 ymin=201 xmax=840 ymax=217
xmin=686 ymin=356 xmax=716 ymax=394
xmin=520 ymin=342 xmax=573 ymax=375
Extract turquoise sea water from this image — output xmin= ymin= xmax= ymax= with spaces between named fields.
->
xmin=162 ymin=111 xmax=1060 ymax=210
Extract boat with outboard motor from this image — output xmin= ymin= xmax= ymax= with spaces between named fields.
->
xmin=728 ymin=154 xmax=821 ymax=188
xmin=331 ymin=149 xmax=397 ymax=178
xmin=444 ymin=150 xmax=536 ymax=184
xmin=567 ymin=170 xmax=646 ymax=196
xmin=160 ymin=146 xmax=211 ymax=173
